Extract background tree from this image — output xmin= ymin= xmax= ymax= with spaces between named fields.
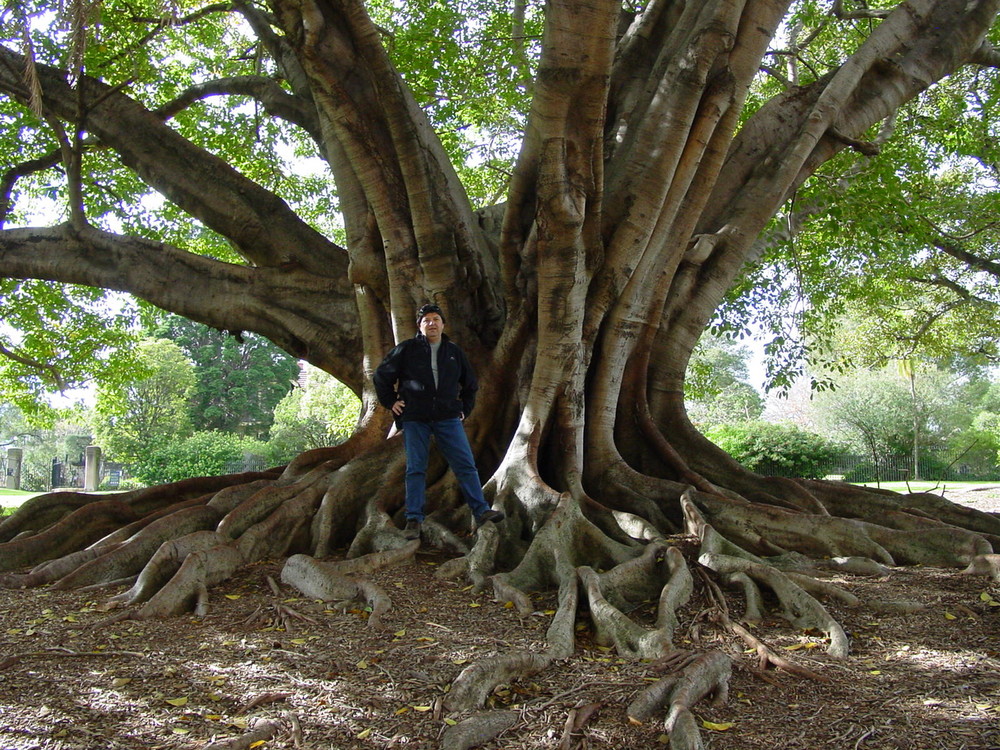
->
xmin=0 ymin=402 xmax=92 ymax=490
xmin=0 ymin=281 xmax=140 ymax=419
xmin=91 ymin=338 xmax=196 ymax=464
xmin=132 ymin=430 xmax=273 ymax=486
xmin=2 ymin=2 xmax=1000 ymax=745
xmin=685 ymin=334 xmax=765 ymax=426
xmin=268 ymin=365 xmax=362 ymax=458
xmin=150 ymin=314 xmax=300 ymax=438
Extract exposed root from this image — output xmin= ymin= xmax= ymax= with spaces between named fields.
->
xmin=0 ymin=492 xmax=107 ymax=543
xmin=246 ymin=576 xmax=322 ymax=633
xmin=491 ymin=494 xmax=639 ymax=596
xmin=2 ymin=543 xmax=121 ymax=589
xmin=235 ymin=487 xmax=323 ymax=562
xmin=134 ymin=543 xmax=244 ymax=619
xmin=664 ymin=706 xmax=705 ymax=750
xmin=440 ymin=710 xmax=519 ymax=750
xmin=962 ymin=553 xmax=1000 ymax=581
xmin=783 ymin=571 xmax=862 ymax=608
xmin=578 ymin=564 xmax=672 ymax=660
xmin=862 ymin=523 xmax=992 ymax=566
xmin=626 ymin=650 xmax=732 ymax=750
xmin=202 ymin=715 xmax=295 ymax=750
xmin=700 ymin=551 xmax=850 ymax=657
xmin=334 ymin=539 xmax=421 ymax=575
xmin=584 ymin=540 xmax=673 ymax=611
xmin=312 ymin=447 xmax=398 ymax=556
xmin=0 ymin=498 xmax=140 ymax=572
xmin=53 ymin=506 xmax=222 ymax=590
xmin=206 ymin=479 xmax=280 ymax=516
xmin=112 ymin=531 xmax=230 ymax=606
xmin=490 ymin=575 xmax=534 ymax=617
xmin=420 ymin=516 xmax=474 ymax=556
xmin=444 ymin=652 xmax=553 ymax=713
xmin=545 ymin=577 xmax=580 ymax=659
xmin=818 ymin=556 xmax=892 ymax=577
xmin=280 ymin=551 xmax=410 ymax=628
xmin=731 ymin=620 xmax=830 ymax=682
xmin=466 ymin=522 xmax=502 ymax=590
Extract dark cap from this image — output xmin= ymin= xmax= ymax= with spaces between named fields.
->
xmin=416 ymin=303 xmax=445 ymax=323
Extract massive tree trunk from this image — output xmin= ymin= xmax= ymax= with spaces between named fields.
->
xmin=2 ymin=0 xmax=1000 ymax=746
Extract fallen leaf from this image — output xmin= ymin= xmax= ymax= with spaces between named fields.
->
xmin=225 ymin=594 xmax=241 ymax=600
xmin=468 ymin=603 xmax=481 ymax=608
xmin=171 ymin=727 xmax=190 ymax=735
xmin=944 ymin=611 xmax=957 ymax=620
xmin=249 ymin=742 xmax=267 ymax=749
xmin=356 ymin=660 xmax=368 ymax=669
xmin=444 ymin=718 xmax=457 ymax=726
xmin=290 ymin=639 xmax=307 ymax=645
xmin=357 ymin=728 xmax=372 ymax=739
xmin=394 ymin=630 xmax=406 ymax=637
xmin=702 ymin=720 xmax=734 ymax=731
xmin=112 ymin=678 xmax=132 ymax=687
xmin=165 ymin=697 xmax=189 ymax=707
xmin=411 ymin=705 xmax=432 ymax=712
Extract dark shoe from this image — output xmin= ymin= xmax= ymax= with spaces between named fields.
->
xmin=403 ymin=520 xmax=421 ymax=540
xmin=476 ymin=509 xmax=505 ymax=526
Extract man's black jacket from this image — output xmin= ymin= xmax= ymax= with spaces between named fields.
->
xmin=373 ymin=333 xmax=478 ymax=423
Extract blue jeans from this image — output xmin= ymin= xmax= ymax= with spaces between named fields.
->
xmin=402 ymin=418 xmax=491 ymax=522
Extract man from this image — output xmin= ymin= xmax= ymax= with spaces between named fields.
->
xmin=373 ymin=303 xmax=505 ymax=540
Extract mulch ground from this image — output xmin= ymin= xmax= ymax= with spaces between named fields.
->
xmin=1 ymin=488 xmax=999 ymax=750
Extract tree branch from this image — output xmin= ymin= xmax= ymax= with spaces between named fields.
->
xmin=832 ymin=0 xmax=891 ymax=20
xmin=931 ymin=238 xmax=1000 ymax=279
xmin=0 ymin=224 xmax=363 ymax=389
xmin=0 ymin=44 xmax=345 ymax=278
xmin=154 ymin=76 xmax=321 ymax=140
xmin=971 ymin=39 xmax=1000 ymax=67
xmin=0 ymin=342 xmax=67 ymax=391
xmin=0 ymin=152 xmax=62 ymax=228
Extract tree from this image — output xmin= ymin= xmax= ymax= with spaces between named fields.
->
xmin=685 ymin=334 xmax=764 ymax=426
xmin=91 ymin=338 xmax=196 ymax=464
xmin=151 ymin=314 xmax=300 ymax=438
xmin=1 ymin=402 xmax=93 ymax=490
xmin=268 ymin=364 xmax=361 ymax=458
xmin=3 ymin=1 xmax=1000 ymax=745
xmin=132 ymin=430 xmax=272 ymax=486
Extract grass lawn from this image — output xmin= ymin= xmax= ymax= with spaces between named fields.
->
xmin=0 ymin=488 xmax=41 ymax=515
xmin=846 ymin=479 xmax=1000 ymax=493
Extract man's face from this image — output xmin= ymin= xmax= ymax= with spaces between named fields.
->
xmin=419 ymin=312 xmax=444 ymax=342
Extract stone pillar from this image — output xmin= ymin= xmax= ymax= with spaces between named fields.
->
xmin=84 ymin=445 xmax=102 ymax=492
xmin=5 ymin=447 xmax=22 ymax=490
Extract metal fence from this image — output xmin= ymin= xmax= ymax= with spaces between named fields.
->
xmin=753 ymin=452 xmax=999 ymax=483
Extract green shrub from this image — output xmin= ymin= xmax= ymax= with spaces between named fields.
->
xmin=131 ymin=431 xmax=270 ymax=485
xmin=706 ymin=421 xmax=845 ymax=479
